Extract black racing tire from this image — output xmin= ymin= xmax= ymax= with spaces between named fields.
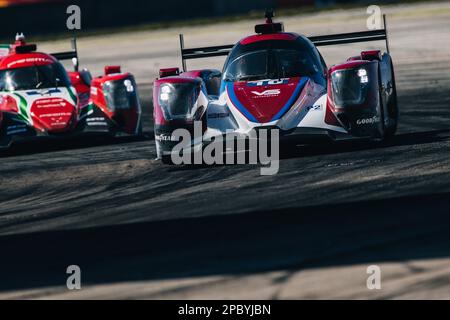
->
xmin=376 ymin=64 xmax=390 ymax=143
xmin=384 ymin=61 xmax=399 ymax=139
xmin=379 ymin=95 xmax=388 ymax=142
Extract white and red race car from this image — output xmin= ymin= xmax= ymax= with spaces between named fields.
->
xmin=153 ymin=11 xmax=398 ymax=164
xmin=0 ymin=34 xmax=142 ymax=150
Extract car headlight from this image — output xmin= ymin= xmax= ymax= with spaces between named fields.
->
xmin=331 ymin=69 xmax=371 ymax=108
xmin=103 ymin=77 xmax=138 ymax=112
xmin=159 ymin=84 xmax=172 ymax=102
xmin=357 ymin=68 xmax=369 ymax=84
xmin=158 ymin=82 xmax=200 ymax=121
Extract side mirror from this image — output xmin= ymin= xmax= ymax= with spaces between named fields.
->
xmin=105 ymin=65 xmax=121 ymax=76
xmin=159 ymin=68 xmax=180 ymax=78
xmin=361 ymin=50 xmax=382 ymax=61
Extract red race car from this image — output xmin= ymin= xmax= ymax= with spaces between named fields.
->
xmin=0 ymin=34 xmax=142 ymax=150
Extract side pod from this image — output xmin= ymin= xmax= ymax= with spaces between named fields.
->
xmin=89 ymin=66 xmax=142 ymax=135
xmin=327 ymin=60 xmax=384 ymax=139
xmin=153 ymin=71 xmax=208 ymax=159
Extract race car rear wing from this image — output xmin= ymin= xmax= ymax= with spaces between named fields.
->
xmin=179 ymin=34 xmax=234 ymax=72
xmin=179 ymin=15 xmax=390 ymax=71
xmin=51 ymin=37 xmax=80 ymax=71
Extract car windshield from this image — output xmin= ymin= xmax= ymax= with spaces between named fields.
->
xmin=0 ymin=62 xmax=71 ymax=91
xmin=223 ymin=39 xmax=323 ymax=82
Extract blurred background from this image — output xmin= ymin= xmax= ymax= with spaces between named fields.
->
xmin=0 ymin=0 xmax=434 ymax=39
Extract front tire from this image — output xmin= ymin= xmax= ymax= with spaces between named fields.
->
xmin=385 ymin=62 xmax=399 ymax=139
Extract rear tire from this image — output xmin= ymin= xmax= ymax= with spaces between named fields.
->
xmin=384 ymin=61 xmax=399 ymax=139
xmin=375 ymin=83 xmax=388 ymax=143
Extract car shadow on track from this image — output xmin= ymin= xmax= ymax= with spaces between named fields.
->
xmin=0 ymin=131 xmax=154 ymax=158
xmin=280 ymin=129 xmax=450 ymax=160
xmin=163 ymin=128 xmax=450 ymax=171
xmin=0 ymin=191 xmax=449 ymax=294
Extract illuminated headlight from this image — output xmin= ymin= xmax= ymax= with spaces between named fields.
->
xmin=124 ymin=79 xmax=134 ymax=93
xmin=159 ymin=85 xmax=172 ymax=102
xmin=358 ymin=69 xmax=369 ymax=84
xmin=158 ymin=82 xmax=200 ymax=121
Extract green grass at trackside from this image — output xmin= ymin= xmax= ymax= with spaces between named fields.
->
xmin=3 ymin=0 xmax=448 ymax=43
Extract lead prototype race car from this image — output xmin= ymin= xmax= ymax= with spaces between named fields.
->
xmin=0 ymin=34 xmax=142 ymax=150
xmin=153 ymin=11 xmax=398 ymax=164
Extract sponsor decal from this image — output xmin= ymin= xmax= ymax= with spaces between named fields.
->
xmin=357 ymin=116 xmax=380 ymax=125
xmin=29 ymin=96 xmax=75 ymax=130
xmin=26 ymin=89 xmax=61 ymax=96
xmin=251 ymin=89 xmax=281 ymax=97
xmin=7 ymin=129 xmax=27 ymax=135
xmin=305 ymin=105 xmax=323 ymax=112
xmin=7 ymin=57 xmax=54 ymax=69
xmin=86 ymin=117 xmax=107 ymax=126
xmin=38 ymin=112 xmax=72 ymax=118
xmin=87 ymin=122 xmax=107 ymax=127
xmin=247 ymin=79 xmax=289 ymax=87
xmin=155 ymin=134 xmax=179 ymax=142
xmin=33 ymin=98 xmax=69 ymax=109
xmin=6 ymin=124 xmax=27 ymax=136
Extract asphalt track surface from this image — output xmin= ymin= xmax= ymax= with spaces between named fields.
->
xmin=1 ymin=1 xmax=450 ymax=299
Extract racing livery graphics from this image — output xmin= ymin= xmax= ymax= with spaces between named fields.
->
xmin=153 ymin=11 xmax=399 ymax=164
xmin=0 ymin=34 xmax=142 ymax=150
